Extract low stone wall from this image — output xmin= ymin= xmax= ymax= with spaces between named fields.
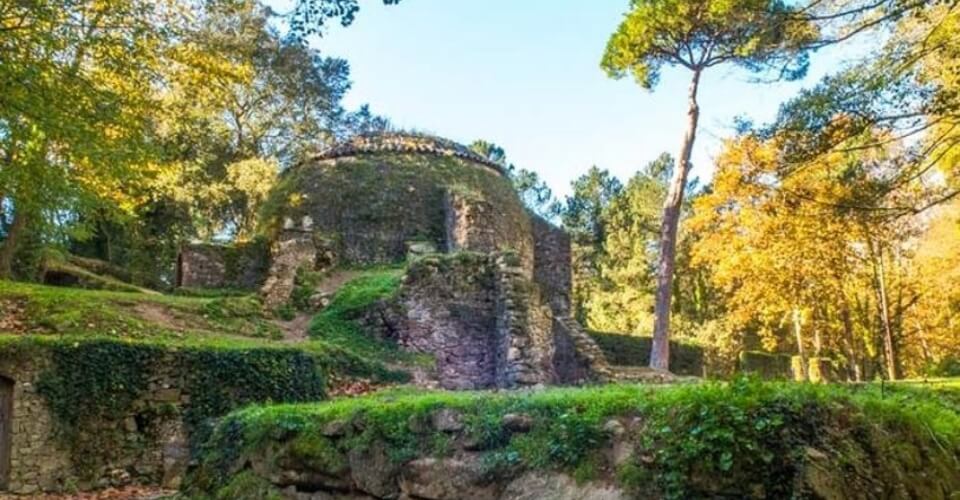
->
xmin=740 ymin=351 xmax=793 ymax=379
xmin=0 ymin=339 xmax=326 ymax=494
xmin=591 ymin=332 xmax=704 ymax=377
xmin=176 ymin=240 xmax=269 ymax=290
xmin=191 ymin=384 xmax=960 ymax=500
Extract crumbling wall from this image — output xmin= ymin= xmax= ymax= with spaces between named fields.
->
xmin=259 ymin=230 xmax=318 ymax=310
xmin=264 ymin=152 xmax=536 ymax=269
xmin=176 ymin=240 xmax=269 ymax=290
xmin=530 ymin=215 xmax=572 ymax=310
xmin=0 ymin=341 xmax=325 ymax=495
xmin=443 ymin=190 xmax=535 ymax=277
xmin=394 ymin=253 xmax=604 ymax=390
xmin=492 ymin=253 xmax=554 ymax=387
xmin=395 ymin=254 xmax=499 ymax=390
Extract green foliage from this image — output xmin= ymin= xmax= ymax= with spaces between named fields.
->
xmin=192 ymin=379 xmax=960 ymax=498
xmin=213 ymin=470 xmax=284 ymax=500
xmin=178 ymin=346 xmax=327 ymax=450
xmin=321 ymin=269 xmax=402 ymax=319
xmin=590 ymin=332 xmax=704 ymax=376
xmin=290 ymin=267 xmax=325 ymax=311
xmin=601 ymin=0 xmax=818 ymax=87
xmin=203 ymin=295 xmax=263 ymax=319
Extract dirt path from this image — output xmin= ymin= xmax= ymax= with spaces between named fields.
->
xmin=271 ymin=269 xmax=364 ymax=343
xmin=315 ymin=269 xmax=363 ymax=296
xmin=275 ymin=312 xmax=313 ymax=342
xmin=0 ymin=486 xmax=174 ymax=500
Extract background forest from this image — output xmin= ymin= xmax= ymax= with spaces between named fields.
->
xmin=2 ymin=0 xmax=960 ymax=381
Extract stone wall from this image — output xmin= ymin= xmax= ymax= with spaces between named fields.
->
xmin=0 ymin=355 xmax=70 ymax=494
xmin=259 ymin=230 xmax=319 ymax=310
xmin=264 ymin=150 xmax=535 ymax=270
xmin=0 ymin=352 xmax=188 ymax=494
xmin=530 ymin=215 xmax=572 ymax=311
xmin=443 ymin=191 xmax=535 ymax=276
xmin=0 ymin=342 xmax=325 ymax=495
xmin=392 ymin=253 xmax=603 ymax=390
xmin=177 ymin=240 xmax=269 ymax=290
xmin=394 ymin=254 xmax=500 ymax=390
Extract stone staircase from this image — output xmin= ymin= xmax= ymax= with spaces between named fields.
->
xmin=553 ymin=315 xmax=613 ymax=382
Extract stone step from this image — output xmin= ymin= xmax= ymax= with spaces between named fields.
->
xmin=608 ymin=365 xmax=697 ymax=384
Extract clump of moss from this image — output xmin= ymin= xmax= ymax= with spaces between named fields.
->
xmin=309 ymin=267 xmax=404 ymax=360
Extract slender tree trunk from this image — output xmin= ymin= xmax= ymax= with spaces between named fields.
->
xmin=0 ymin=209 xmax=28 ymax=279
xmin=875 ymin=248 xmax=898 ymax=380
xmin=793 ymin=307 xmax=808 ymax=381
xmin=915 ymin=319 xmax=931 ymax=371
xmin=840 ymin=302 xmax=862 ymax=381
xmin=650 ymin=69 xmax=701 ymax=371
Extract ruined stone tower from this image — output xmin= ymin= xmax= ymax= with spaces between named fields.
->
xmin=179 ymin=133 xmax=609 ymax=389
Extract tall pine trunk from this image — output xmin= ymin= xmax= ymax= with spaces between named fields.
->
xmin=650 ymin=69 xmax=701 ymax=371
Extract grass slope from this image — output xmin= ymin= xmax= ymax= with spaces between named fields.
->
xmin=0 ymin=279 xmax=408 ymax=384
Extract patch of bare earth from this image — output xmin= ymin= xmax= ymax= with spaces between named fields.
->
xmin=0 ymin=298 xmax=28 ymax=333
xmin=274 ymin=312 xmax=312 ymax=342
xmin=271 ymin=269 xmax=365 ymax=344
xmin=0 ymin=486 xmax=173 ymax=500
xmin=131 ymin=303 xmax=196 ymax=332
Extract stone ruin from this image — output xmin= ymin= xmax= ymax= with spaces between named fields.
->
xmin=178 ymin=133 xmax=610 ymax=389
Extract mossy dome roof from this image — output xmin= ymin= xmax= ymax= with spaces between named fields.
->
xmin=262 ymin=133 xmax=532 ymax=266
xmin=311 ymin=133 xmax=506 ymax=176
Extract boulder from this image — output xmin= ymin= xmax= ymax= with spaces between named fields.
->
xmin=399 ymin=456 xmax=497 ymax=500
xmin=348 ymin=441 xmax=400 ymax=499
xmin=500 ymin=471 xmax=625 ymax=500
xmin=431 ymin=408 xmax=465 ymax=432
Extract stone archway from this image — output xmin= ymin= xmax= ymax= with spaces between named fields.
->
xmin=0 ymin=376 xmax=12 ymax=490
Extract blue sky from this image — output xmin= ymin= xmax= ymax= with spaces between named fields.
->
xmin=272 ymin=0 xmax=867 ymax=197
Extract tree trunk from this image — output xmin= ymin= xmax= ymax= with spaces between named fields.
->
xmin=793 ymin=307 xmax=808 ymax=381
xmin=876 ymin=249 xmax=898 ymax=380
xmin=650 ymin=69 xmax=701 ymax=371
xmin=840 ymin=302 xmax=862 ymax=381
xmin=0 ymin=210 xmax=28 ymax=279
xmin=915 ymin=319 xmax=931 ymax=371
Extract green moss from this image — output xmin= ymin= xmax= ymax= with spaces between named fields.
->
xmin=214 ymin=470 xmax=284 ymax=500
xmin=288 ymin=433 xmax=348 ymax=474
xmin=191 ymin=379 xmax=960 ymax=499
